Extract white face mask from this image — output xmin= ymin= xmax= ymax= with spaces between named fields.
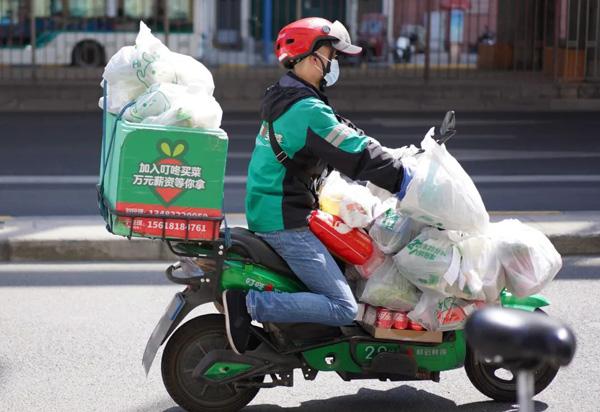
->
xmin=315 ymin=52 xmax=340 ymax=87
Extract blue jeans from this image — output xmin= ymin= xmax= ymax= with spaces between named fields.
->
xmin=245 ymin=228 xmax=358 ymax=326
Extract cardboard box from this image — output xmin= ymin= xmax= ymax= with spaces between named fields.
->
xmin=359 ymin=322 xmax=443 ymax=343
xmin=359 ymin=304 xmax=443 ymax=343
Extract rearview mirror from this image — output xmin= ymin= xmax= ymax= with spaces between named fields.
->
xmin=436 ymin=110 xmax=456 ymax=145
xmin=440 ymin=110 xmax=455 ymax=136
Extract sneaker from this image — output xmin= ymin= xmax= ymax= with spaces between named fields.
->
xmin=222 ymin=289 xmax=251 ymax=355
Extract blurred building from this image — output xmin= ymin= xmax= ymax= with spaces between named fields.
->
xmin=0 ymin=0 xmax=598 ymax=83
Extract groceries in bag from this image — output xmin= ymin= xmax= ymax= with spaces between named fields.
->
xmin=408 ymin=292 xmax=485 ymax=332
xmin=359 ymin=257 xmax=421 ymax=311
xmin=398 ymin=128 xmax=489 ymax=233
xmin=492 ymin=219 xmax=562 ymax=297
xmin=369 ymin=208 xmax=425 ymax=254
xmin=99 ymin=22 xmax=220 ymax=129
xmin=393 ymin=228 xmax=485 ymax=300
xmin=123 ymin=83 xmax=222 ymax=129
xmin=457 ymin=231 xmax=507 ymax=302
xmin=307 ymin=210 xmax=373 ymax=265
xmin=318 ymin=171 xmax=379 ymax=228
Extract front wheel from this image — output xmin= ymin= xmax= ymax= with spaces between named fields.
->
xmin=464 ymin=309 xmax=559 ymax=402
xmin=161 ymin=314 xmax=261 ymax=412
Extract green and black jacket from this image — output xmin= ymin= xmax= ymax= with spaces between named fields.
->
xmin=245 ymin=72 xmax=405 ymax=233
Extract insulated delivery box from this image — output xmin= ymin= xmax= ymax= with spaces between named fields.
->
xmin=98 ymin=111 xmax=228 ymax=241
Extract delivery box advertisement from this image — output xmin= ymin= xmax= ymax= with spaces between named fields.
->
xmin=100 ymin=113 xmax=228 ymax=240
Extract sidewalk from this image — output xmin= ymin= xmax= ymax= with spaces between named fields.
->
xmin=0 ymin=212 xmax=599 ymax=262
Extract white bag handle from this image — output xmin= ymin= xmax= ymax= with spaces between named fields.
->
xmin=442 ymin=245 xmax=461 ymax=287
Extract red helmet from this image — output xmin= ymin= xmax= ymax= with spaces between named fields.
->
xmin=275 ymin=17 xmax=362 ymax=68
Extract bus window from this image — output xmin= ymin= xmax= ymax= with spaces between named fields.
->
xmin=1 ymin=1 xmax=20 ymax=25
xmin=69 ymin=0 xmax=105 ymax=18
xmin=124 ymin=0 xmax=154 ymax=19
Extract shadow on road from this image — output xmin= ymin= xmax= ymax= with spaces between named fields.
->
xmin=158 ymin=386 xmax=547 ymax=412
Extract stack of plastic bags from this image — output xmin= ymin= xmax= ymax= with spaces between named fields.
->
xmin=99 ymin=22 xmax=222 ymax=129
xmin=312 ymin=127 xmax=562 ymax=332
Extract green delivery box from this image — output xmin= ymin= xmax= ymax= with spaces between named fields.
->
xmin=99 ymin=113 xmax=228 ymax=240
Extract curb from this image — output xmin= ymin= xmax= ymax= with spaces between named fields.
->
xmin=1 ymin=232 xmax=598 ymax=262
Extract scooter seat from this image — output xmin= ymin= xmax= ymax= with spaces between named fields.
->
xmin=465 ymin=307 xmax=576 ymax=369
xmin=227 ymin=227 xmax=297 ymax=279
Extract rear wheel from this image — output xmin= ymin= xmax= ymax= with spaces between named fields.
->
xmin=161 ymin=314 xmax=262 ymax=412
xmin=464 ymin=309 xmax=559 ymax=402
xmin=72 ymin=40 xmax=105 ymax=67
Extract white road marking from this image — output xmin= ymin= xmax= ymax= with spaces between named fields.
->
xmin=372 ymin=118 xmax=551 ymax=127
xmin=472 ymin=175 xmax=600 ymax=183
xmin=0 ymin=262 xmax=168 ymax=272
xmin=224 ymin=149 xmax=598 ymax=161
xmin=1 ymin=174 xmax=600 ymax=185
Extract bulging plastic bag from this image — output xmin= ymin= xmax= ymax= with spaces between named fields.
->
xmin=359 ymin=257 xmax=421 ymax=312
xmin=339 ymin=185 xmax=378 ymax=228
xmin=398 ymin=128 xmax=489 ymax=233
xmin=393 ymin=228 xmax=484 ymax=300
xmin=319 ymin=171 xmax=348 ymax=217
xmin=99 ymin=45 xmax=146 ymax=113
xmin=171 ymin=52 xmax=215 ymax=95
xmin=369 ymin=209 xmax=425 ymax=255
xmin=123 ymin=83 xmax=222 ymax=129
xmin=492 ymin=219 xmax=562 ymax=297
xmin=408 ymin=292 xmax=485 ymax=331
xmin=307 ymin=210 xmax=373 ymax=265
xmin=319 ymin=171 xmax=379 ymax=228
xmin=458 ymin=232 xmax=506 ymax=302
xmin=100 ymin=21 xmax=217 ymax=122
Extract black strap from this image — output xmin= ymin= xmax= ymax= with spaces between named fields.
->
xmin=267 ymin=120 xmax=316 ymax=196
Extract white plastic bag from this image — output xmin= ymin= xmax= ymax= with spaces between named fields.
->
xmin=369 ymin=209 xmax=425 ymax=254
xmin=493 ymin=219 xmax=562 ymax=297
xmin=100 ymin=22 xmax=217 ymax=120
xmin=171 ymin=52 xmax=215 ymax=95
xmin=124 ymin=83 xmax=222 ymax=129
xmin=398 ymin=128 xmax=489 ymax=233
xmin=319 ymin=171 xmax=379 ymax=228
xmin=99 ymin=45 xmax=146 ymax=113
xmin=408 ymin=292 xmax=485 ymax=331
xmin=359 ymin=257 xmax=421 ymax=311
xmin=338 ymin=184 xmax=379 ymax=228
xmin=393 ymin=228 xmax=484 ymax=300
xmin=458 ymin=232 xmax=506 ymax=302
xmin=319 ymin=171 xmax=349 ymax=216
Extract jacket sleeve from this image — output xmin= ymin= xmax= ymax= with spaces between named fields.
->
xmin=303 ymin=98 xmax=405 ymax=194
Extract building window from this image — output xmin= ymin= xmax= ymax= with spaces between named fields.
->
xmin=216 ymin=0 xmax=241 ymax=49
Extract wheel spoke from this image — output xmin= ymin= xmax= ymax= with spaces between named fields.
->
xmin=195 ymin=342 xmax=208 ymax=355
xmin=199 ymin=384 xmax=209 ymax=397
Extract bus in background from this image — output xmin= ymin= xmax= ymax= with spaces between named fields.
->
xmin=0 ymin=0 xmax=199 ymax=68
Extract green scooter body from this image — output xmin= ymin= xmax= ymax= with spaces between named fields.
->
xmin=213 ymin=253 xmax=549 ymax=377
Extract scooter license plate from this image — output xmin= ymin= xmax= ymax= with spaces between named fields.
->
xmin=142 ymin=292 xmax=186 ymax=375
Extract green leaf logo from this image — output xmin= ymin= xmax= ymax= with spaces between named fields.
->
xmin=172 ymin=143 xmax=185 ymax=157
xmin=160 ymin=142 xmax=172 ymax=156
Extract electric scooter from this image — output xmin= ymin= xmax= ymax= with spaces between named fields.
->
xmin=142 ymin=113 xmax=568 ymax=412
